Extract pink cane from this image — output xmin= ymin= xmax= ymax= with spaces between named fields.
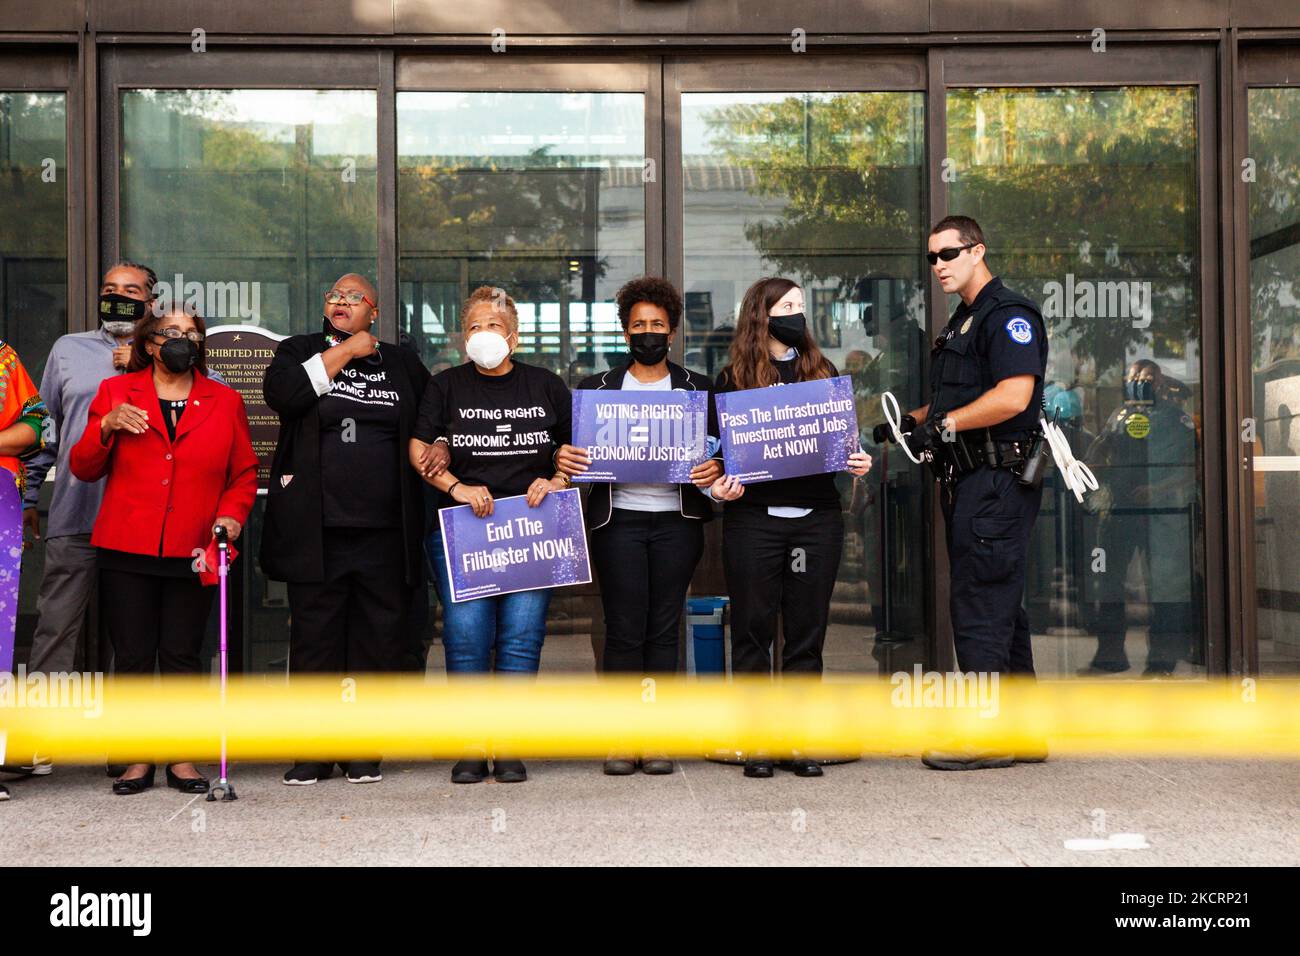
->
xmin=207 ymin=524 xmax=238 ymax=802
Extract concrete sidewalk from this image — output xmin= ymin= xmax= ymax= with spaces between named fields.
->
xmin=3 ymin=755 xmax=1297 ymax=866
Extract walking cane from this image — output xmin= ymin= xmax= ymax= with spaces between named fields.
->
xmin=207 ymin=524 xmax=237 ymax=802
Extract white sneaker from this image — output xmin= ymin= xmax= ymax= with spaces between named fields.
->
xmin=0 ymin=756 xmax=51 ymax=775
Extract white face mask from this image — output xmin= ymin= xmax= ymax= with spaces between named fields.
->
xmin=465 ymin=330 xmax=512 ymax=370
xmin=101 ymin=321 xmax=136 ymax=338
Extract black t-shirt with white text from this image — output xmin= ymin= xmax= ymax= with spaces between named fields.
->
xmin=414 ymin=360 xmax=572 ymax=509
xmin=320 ymin=355 xmax=402 ymax=528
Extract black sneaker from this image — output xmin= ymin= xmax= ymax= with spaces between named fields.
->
xmin=493 ymin=759 xmax=527 ymax=783
xmin=451 ymin=759 xmax=489 ymax=784
xmin=282 ymin=761 xmax=334 ymax=785
xmin=1077 ymin=661 xmax=1130 ymax=676
xmin=921 ymin=749 xmax=1015 ymax=771
xmin=0 ymin=782 xmax=9 ymax=801
xmin=0 ymin=756 xmax=51 ymax=776
xmin=345 ymin=761 xmax=383 ymax=784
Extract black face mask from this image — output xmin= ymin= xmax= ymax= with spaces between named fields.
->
xmin=323 ymin=315 xmax=382 ymax=364
xmin=159 ymin=337 xmax=199 ymax=374
xmin=323 ymin=315 xmax=352 ymax=343
xmin=628 ymin=332 xmax=670 ymax=367
xmin=767 ymin=312 xmax=807 ymax=348
xmin=1124 ymin=379 xmax=1155 ymax=403
xmin=99 ymin=293 xmax=148 ymax=324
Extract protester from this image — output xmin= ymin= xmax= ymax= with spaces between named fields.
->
xmin=555 ymin=276 xmax=724 ymax=776
xmin=0 ymin=339 xmax=48 ymax=801
xmin=261 ymin=273 xmax=431 ymax=787
xmin=410 ymin=286 xmax=571 ymax=785
xmin=70 ymin=305 xmax=256 ymax=796
xmin=12 ymin=263 xmax=154 ymax=779
xmin=711 ymin=277 xmax=872 ymax=779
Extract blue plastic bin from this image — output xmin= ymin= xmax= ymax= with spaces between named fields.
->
xmin=685 ymin=596 xmax=728 ymax=675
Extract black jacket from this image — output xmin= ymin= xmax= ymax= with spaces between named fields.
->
xmin=259 ymin=333 xmax=431 ymax=584
xmin=574 ymin=360 xmax=720 ymax=530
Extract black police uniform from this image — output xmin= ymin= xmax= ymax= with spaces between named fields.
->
xmin=927 ymin=277 xmax=1048 ymax=674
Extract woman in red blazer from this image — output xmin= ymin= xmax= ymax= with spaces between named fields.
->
xmin=71 ymin=305 xmax=257 ymax=796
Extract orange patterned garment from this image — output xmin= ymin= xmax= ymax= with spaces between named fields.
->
xmin=0 ymin=341 xmax=48 ymax=495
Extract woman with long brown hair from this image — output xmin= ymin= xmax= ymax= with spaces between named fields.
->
xmin=711 ymin=277 xmax=871 ymax=779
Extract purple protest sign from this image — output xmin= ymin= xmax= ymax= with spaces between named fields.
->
xmin=0 ymin=476 xmax=21 ymax=672
xmin=438 ymin=488 xmax=591 ymax=603
xmin=570 ymin=390 xmax=708 ymax=484
xmin=717 ymin=375 xmax=858 ymax=484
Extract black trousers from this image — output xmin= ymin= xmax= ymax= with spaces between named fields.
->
xmin=287 ymin=526 xmax=415 ymax=675
xmin=722 ymin=506 xmax=843 ymax=675
xmin=941 ymin=465 xmax=1043 ymax=674
xmin=100 ymin=568 xmax=215 ymax=675
xmin=590 ymin=509 xmax=704 ymax=674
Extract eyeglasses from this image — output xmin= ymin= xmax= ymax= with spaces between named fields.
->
xmin=926 ymin=244 xmax=977 ymax=266
xmin=325 ymin=291 xmax=376 ymax=307
xmin=150 ymin=327 xmax=204 ymax=343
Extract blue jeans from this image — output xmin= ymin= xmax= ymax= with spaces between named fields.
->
xmin=426 ymin=531 xmax=551 ymax=674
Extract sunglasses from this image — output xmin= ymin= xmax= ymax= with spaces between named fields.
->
xmin=926 ymin=244 xmax=977 ymax=266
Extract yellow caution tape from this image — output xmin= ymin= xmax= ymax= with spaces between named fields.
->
xmin=0 ymin=673 xmax=1296 ymax=762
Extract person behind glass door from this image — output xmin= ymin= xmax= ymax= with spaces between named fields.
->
xmin=261 ymin=274 xmax=432 ymax=788
xmin=1081 ymin=359 xmax=1197 ymax=677
xmin=710 ymin=277 xmax=872 ymax=780
xmin=554 ymin=276 xmax=727 ymax=777
xmin=410 ymin=286 xmax=572 ymax=786
xmin=13 ymin=262 xmax=155 ymax=780
xmin=70 ymin=305 xmax=257 ymax=796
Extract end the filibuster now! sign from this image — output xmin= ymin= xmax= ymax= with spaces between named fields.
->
xmin=438 ymin=488 xmax=592 ymax=603
xmin=716 ymin=375 xmax=859 ymax=483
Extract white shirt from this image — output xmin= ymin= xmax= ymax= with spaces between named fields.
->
xmin=765 ymin=347 xmax=813 ymax=519
xmin=611 ymin=370 xmax=681 ymax=513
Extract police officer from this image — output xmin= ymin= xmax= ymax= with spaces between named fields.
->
xmin=1081 ymin=359 xmax=1197 ymax=676
xmin=876 ymin=216 xmax=1048 ymax=770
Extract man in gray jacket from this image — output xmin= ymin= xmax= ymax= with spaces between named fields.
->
xmin=12 ymin=263 xmax=157 ymax=774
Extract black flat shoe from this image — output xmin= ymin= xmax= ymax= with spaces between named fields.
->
xmin=743 ymin=757 xmax=775 ymax=778
xmin=603 ymin=756 xmax=637 ymax=776
xmin=640 ymin=756 xmax=674 ymax=775
xmin=783 ymin=756 xmax=824 ymax=777
xmin=166 ymin=765 xmax=210 ymax=794
xmin=112 ymin=765 xmax=156 ymax=796
xmin=451 ymin=759 xmax=489 ymax=784
xmin=493 ymin=759 xmax=527 ymax=783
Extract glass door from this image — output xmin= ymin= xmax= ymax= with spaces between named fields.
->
xmin=3 ymin=50 xmax=81 ymax=667
xmin=102 ymin=47 xmax=386 ymax=674
xmin=396 ymin=57 xmax=658 ymax=385
xmin=1241 ymin=47 xmax=1300 ymax=675
xmin=666 ymin=55 xmax=931 ymax=674
xmin=938 ymin=44 xmax=1222 ymax=678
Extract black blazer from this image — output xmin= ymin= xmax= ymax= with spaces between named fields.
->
xmin=259 ymin=333 xmax=431 ymax=584
xmin=573 ymin=360 xmax=720 ymax=530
